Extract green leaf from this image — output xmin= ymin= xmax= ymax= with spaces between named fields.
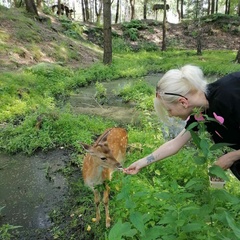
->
xmin=190 ymin=130 xmax=201 ymax=148
xmin=125 ymin=199 xmax=137 ymax=209
xmin=200 ymin=138 xmax=209 ymax=157
xmin=212 ymin=190 xmax=240 ymax=204
xmin=186 ymin=122 xmax=199 ymax=131
xmin=210 ymin=142 xmax=233 ymax=151
xmin=225 ymin=212 xmax=240 ymax=238
xmin=108 ymin=219 xmax=137 ymax=240
xmin=182 ymin=223 xmax=203 ymax=232
xmin=154 ymin=192 xmax=171 ymax=200
xmin=144 ymin=226 xmax=163 ymax=240
xmin=158 ymin=213 xmax=177 ymax=224
xmin=130 ymin=211 xmax=145 ymax=236
xmin=208 ymin=165 xmax=229 ymax=181
xmin=194 ymin=156 xmax=207 ymax=165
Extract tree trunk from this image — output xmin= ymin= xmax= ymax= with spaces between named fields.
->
xmin=227 ymin=0 xmax=230 ymax=14
xmin=177 ymin=0 xmax=181 ymax=22
xmin=238 ymin=0 xmax=240 ymax=16
xmin=225 ymin=0 xmax=230 ymax=14
xmin=95 ymin=0 xmax=103 ymax=25
xmin=130 ymin=0 xmax=135 ymax=20
xmin=235 ymin=49 xmax=240 ymax=63
xmin=161 ymin=0 xmax=167 ymax=51
xmin=84 ymin=0 xmax=90 ymax=21
xmin=196 ymin=0 xmax=199 ymax=18
xmin=57 ymin=0 xmax=61 ymax=16
xmin=215 ymin=0 xmax=218 ymax=12
xmin=207 ymin=0 xmax=210 ymax=14
xmin=211 ymin=0 xmax=215 ymax=14
xmin=103 ymin=0 xmax=112 ymax=65
xmin=82 ymin=0 xmax=86 ymax=21
xmin=143 ymin=0 xmax=147 ymax=20
xmin=180 ymin=0 xmax=184 ymax=19
xmin=196 ymin=35 xmax=202 ymax=55
xmin=24 ymin=0 xmax=39 ymax=16
xmin=115 ymin=0 xmax=120 ymax=23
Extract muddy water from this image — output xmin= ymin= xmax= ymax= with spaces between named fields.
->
xmin=69 ymin=74 xmax=162 ymax=124
xmin=0 ymin=149 xmax=69 ymax=230
xmin=69 ymin=74 xmax=185 ymax=137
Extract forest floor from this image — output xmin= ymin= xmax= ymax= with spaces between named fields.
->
xmin=1 ymin=5 xmax=240 ymax=72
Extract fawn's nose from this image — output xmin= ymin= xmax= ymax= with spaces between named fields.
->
xmin=117 ymin=164 xmax=123 ymax=171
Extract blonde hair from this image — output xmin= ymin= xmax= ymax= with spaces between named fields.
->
xmin=154 ymin=65 xmax=207 ymax=121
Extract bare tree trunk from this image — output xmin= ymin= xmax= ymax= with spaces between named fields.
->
xmin=143 ymin=0 xmax=147 ymax=19
xmin=24 ymin=0 xmax=39 ymax=16
xmin=215 ymin=0 xmax=218 ymax=12
xmin=57 ymin=0 xmax=61 ymax=16
xmin=115 ymin=0 xmax=120 ymax=23
xmin=225 ymin=0 xmax=230 ymax=14
xmin=130 ymin=0 xmax=135 ymax=20
xmin=207 ymin=0 xmax=210 ymax=14
xmin=84 ymin=0 xmax=90 ymax=21
xmin=162 ymin=0 xmax=167 ymax=51
xmin=82 ymin=0 xmax=86 ymax=21
xmin=227 ymin=0 xmax=230 ymax=14
xmin=235 ymin=48 xmax=240 ymax=63
xmin=103 ymin=0 xmax=112 ymax=65
xmin=177 ymin=0 xmax=181 ymax=22
xmin=196 ymin=35 xmax=202 ymax=55
xmin=211 ymin=0 xmax=215 ymax=14
xmin=238 ymin=0 xmax=240 ymax=16
xmin=180 ymin=0 xmax=184 ymax=19
xmin=196 ymin=20 xmax=202 ymax=55
xmin=95 ymin=0 xmax=103 ymax=25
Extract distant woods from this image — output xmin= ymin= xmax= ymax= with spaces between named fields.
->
xmin=5 ymin=0 xmax=240 ymax=23
xmin=3 ymin=0 xmax=240 ymax=64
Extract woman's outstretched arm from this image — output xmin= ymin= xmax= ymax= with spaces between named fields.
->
xmin=123 ymin=129 xmax=192 ymax=175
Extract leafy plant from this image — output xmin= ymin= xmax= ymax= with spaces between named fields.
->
xmin=186 ymin=112 xmax=232 ymax=180
xmin=0 ymin=224 xmax=22 ymax=240
xmin=94 ymin=82 xmax=107 ymax=102
xmin=122 ymin=20 xmax=148 ymax=30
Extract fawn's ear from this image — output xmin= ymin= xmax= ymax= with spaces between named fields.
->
xmin=80 ymin=142 xmax=91 ymax=152
xmin=98 ymin=130 xmax=110 ymax=146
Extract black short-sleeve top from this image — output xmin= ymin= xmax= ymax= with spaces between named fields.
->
xmin=185 ymin=72 xmax=240 ymax=150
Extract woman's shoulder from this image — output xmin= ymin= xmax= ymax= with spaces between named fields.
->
xmin=208 ymin=72 xmax=240 ymax=96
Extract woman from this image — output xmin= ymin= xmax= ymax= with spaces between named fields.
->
xmin=123 ymin=65 xmax=240 ymax=180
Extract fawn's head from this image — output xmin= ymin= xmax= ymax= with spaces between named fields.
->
xmin=81 ymin=132 xmax=123 ymax=170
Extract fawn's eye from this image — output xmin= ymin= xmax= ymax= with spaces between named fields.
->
xmin=100 ymin=157 xmax=107 ymax=161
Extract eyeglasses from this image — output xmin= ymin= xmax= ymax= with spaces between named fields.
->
xmin=156 ymin=92 xmax=188 ymax=100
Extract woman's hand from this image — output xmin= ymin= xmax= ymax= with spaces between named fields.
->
xmin=123 ymin=162 xmax=142 ymax=175
xmin=215 ymin=151 xmax=240 ymax=170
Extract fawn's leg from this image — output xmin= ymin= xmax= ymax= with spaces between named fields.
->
xmin=94 ymin=189 xmax=101 ymax=223
xmin=103 ymin=184 xmax=111 ymax=228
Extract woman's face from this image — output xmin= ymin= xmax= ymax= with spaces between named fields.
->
xmin=161 ymin=98 xmax=191 ymax=120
